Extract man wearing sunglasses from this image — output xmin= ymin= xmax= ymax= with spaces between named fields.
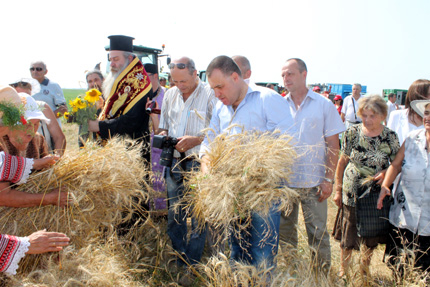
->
xmin=29 ymin=61 xmax=67 ymax=126
xmin=158 ymin=57 xmax=216 ymax=282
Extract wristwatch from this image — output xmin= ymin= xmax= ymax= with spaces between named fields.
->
xmin=323 ymin=178 xmax=334 ymax=184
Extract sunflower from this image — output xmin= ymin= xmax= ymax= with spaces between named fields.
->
xmin=74 ymin=98 xmax=87 ymax=110
xmin=63 ymin=112 xmax=70 ymax=120
xmin=84 ymin=89 xmax=101 ymax=104
xmin=69 ymin=100 xmax=78 ymax=113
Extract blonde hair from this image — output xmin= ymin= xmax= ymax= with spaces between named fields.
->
xmin=357 ymin=94 xmax=388 ymax=118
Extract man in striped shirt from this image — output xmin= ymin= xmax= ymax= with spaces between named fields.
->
xmin=158 ymin=57 xmax=216 ymax=271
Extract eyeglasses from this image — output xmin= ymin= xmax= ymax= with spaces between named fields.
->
xmin=30 ymin=67 xmax=43 ymax=72
xmin=11 ymin=81 xmax=30 ymax=88
xmin=168 ymin=63 xmax=187 ymax=70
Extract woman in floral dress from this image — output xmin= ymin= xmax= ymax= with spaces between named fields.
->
xmin=333 ymin=95 xmax=400 ymax=277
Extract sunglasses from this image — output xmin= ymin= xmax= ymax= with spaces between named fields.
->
xmin=11 ymin=81 xmax=30 ymax=88
xmin=168 ymin=63 xmax=188 ymax=70
xmin=30 ymin=67 xmax=43 ymax=72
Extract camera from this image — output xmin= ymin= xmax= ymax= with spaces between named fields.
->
xmin=152 ymin=135 xmax=179 ymax=167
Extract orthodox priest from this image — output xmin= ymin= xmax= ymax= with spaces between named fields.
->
xmin=88 ymin=35 xmax=153 ymax=230
xmin=88 ymin=35 xmax=152 ymax=163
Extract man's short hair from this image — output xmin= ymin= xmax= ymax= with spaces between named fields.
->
xmin=232 ymin=55 xmax=251 ymax=74
xmin=86 ymin=70 xmax=104 ymax=83
xmin=388 ymin=93 xmax=396 ymax=99
xmin=183 ymin=58 xmax=197 ymax=75
xmin=31 ymin=61 xmax=47 ymax=70
xmin=286 ymin=58 xmax=307 ymax=73
xmin=353 ymin=83 xmax=362 ymax=89
xmin=206 ymin=55 xmax=242 ymax=78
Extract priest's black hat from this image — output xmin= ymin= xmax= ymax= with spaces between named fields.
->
xmin=108 ymin=35 xmax=134 ymax=52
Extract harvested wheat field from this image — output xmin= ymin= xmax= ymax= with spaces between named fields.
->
xmin=1 ymin=122 xmax=428 ymax=287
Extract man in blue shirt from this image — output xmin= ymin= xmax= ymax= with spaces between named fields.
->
xmin=30 ymin=61 xmax=67 ymax=126
xmin=200 ymin=55 xmax=296 ymax=269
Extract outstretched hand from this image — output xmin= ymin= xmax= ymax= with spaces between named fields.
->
xmin=33 ymin=155 xmax=60 ymax=170
xmin=26 ymin=229 xmax=70 ymax=254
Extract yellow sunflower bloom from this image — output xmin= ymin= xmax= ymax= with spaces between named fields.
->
xmin=75 ymin=98 xmax=87 ymax=110
xmin=63 ymin=112 xmax=70 ymax=120
xmin=69 ymin=100 xmax=78 ymax=113
xmin=84 ymin=89 xmax=102 ymax=104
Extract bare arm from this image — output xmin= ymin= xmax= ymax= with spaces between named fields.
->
xmin=42 ymin=104 xmax=66 ymax=155
xmin=150 ymin=114 xmax=160 ymax=134
xmin=377 ymin=143 xmax=405 ymax=209
xmin=0 ymin=182 xmax=69 ymax=208
xmin=340 ymin=112 xmax=346 ymax=122
xmin=333 ymin=154 xmax=349 ymax=208
xmin=200 ymin=155 xmax=210 ymax=174
xmin=318 ymin=134 xmax=340 ymax=202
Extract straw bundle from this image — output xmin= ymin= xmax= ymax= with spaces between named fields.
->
xmin=184 ymin=129 xmax=299 ymax=238
xmin=0 ymin=137 xmax=152 ymax=272
xmin=10 ymin=239 xmax=144 ymax=287
xmin=198 ymin=253 xmax=275 ymax=287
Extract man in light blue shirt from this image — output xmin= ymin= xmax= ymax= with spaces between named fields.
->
xmin=280 ymin=58 xmax=345 ymax=274
xmin=30 ymin=61 xmax=67 ymax=127
xmin=200 ymin=55 xmax=296 ymax=270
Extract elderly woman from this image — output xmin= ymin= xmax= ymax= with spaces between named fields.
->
xmin=377 ymin=99 xmax=430 ymax=274
xmin=0 ymin=93 xmax=68 ymax=207
xmin=333 ymin=95 xmax=400 ymax=277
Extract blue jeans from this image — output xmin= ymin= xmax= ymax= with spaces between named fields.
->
xmin=166 ymin=159 xmax=206 ymax=265
xmin=230 ymin=203 xmax=280 ymax=268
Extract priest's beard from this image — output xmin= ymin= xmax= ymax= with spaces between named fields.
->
xmin=102 ymin=60 xmax=130 ymax=98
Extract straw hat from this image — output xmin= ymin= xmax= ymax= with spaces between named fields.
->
xmin=0 ymin=85 xmax=23 ymax=106
xmin=411 ymin=100 xmax=430 ymax=118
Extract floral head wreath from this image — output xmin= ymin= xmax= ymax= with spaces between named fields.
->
xmin=0 ymin=86 xmax=27 ymax=128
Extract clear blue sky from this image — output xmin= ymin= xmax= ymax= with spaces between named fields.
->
xmin=1 ymin=0 xmax=428 ymax=94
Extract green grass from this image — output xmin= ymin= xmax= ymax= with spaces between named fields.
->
xmin=63 ymin=89 xmax=86 ymax=108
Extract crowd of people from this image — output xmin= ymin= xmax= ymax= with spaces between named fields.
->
xmin=0 ymin=34 xmax=429 ymax=285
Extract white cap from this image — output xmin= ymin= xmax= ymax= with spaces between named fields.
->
xmin=18 ymin=93 xmax=50 ymax=124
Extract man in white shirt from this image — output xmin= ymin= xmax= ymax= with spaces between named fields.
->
xmin=280 ymin=58 xmax=345 ymax=274
xmin=341 ymin=83 xmax=363 ymax=129
xmin=385 ymin=93 xmax=398 ymax=124
xmin=158 ymin=57 xmax=216 ymax=271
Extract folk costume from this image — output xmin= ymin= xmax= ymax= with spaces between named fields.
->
xmin=0 ymin=152 xmax=37 ymax=275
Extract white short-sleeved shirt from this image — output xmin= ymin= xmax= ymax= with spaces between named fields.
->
xmin=341 ymin=95 xmax=362 ymax=123
xmin=386 ymin=101 xmax=397 ymax=122
xmin=389 ymin=129 xmax=430 ymax=236
xmin=285 ymin=90 xmax=346 ymax=188
xmin=32 ymin=78 xmax=66 ymax=126
xmin=159 ymin=79 xmax=216 ymax=157
xmin=387 ymin=109 xmax=423 ymax=145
